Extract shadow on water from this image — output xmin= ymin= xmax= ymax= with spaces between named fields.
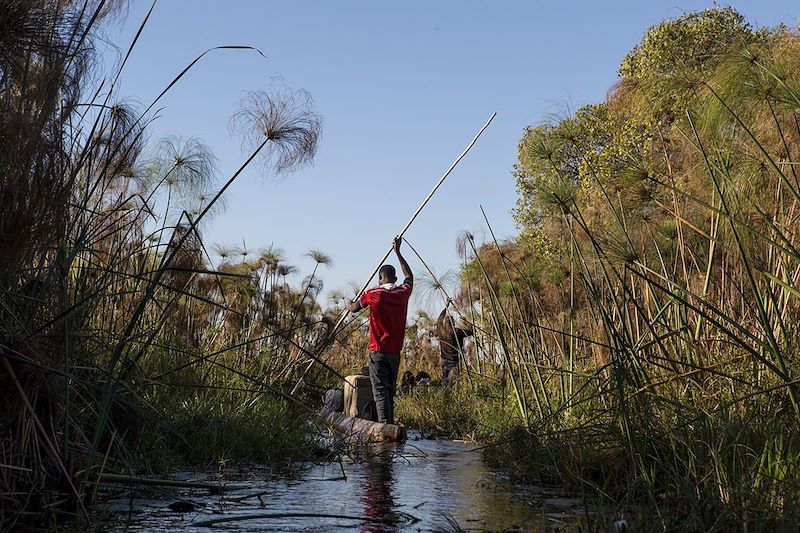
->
xmin=95 ymin=433 xmax=586 ymax=532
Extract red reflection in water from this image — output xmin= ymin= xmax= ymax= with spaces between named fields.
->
xmin=360 ymin=447 xmax=397 ymax=533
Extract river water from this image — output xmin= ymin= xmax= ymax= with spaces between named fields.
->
xmin=97 ymin=433 xmax=585 ymax=532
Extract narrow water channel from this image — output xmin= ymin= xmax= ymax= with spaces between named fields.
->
xmin=97 ymin=433 xmax=584 ymax=532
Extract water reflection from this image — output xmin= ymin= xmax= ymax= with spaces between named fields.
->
xmin=360 ymin=444 xmax=396 ymax=532
xmin=94 ymin=434 xmax=585 ymax=532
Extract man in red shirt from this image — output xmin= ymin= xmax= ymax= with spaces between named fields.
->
xmin=348 ymin=236 xmax=413 ymax=424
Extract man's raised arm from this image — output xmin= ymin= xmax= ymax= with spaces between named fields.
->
xmin=394 ymin=236 xmax=413 ymax=284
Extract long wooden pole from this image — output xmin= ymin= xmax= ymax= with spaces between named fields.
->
xmin=290 ymin=112 xmax=496 ymax=395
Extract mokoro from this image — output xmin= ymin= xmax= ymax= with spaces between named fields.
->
xmin=320 ymin=407 xmax=407 ymax=442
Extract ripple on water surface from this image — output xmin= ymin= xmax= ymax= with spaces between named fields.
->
xmin=96 ymin=433 xmax=584 ymax=532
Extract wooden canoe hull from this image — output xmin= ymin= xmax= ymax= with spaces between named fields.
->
xmin=320 ymin=407 xmax=407 ymax=442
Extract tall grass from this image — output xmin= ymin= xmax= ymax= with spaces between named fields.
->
xmin=406 ymin=12 xmax=800 ymax=531
xmin=0 ymin=0 xmax=329 ymax=526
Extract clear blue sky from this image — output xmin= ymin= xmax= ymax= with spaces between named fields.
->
xmin=102 ymin=1 xmax=798 ymax=313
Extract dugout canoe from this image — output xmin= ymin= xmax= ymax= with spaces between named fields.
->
xmin=320 ymin=406 xmax=407 ymax=443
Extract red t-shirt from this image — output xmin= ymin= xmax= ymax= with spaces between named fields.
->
xmin=360 ymin=277 xmax=413 ymax=352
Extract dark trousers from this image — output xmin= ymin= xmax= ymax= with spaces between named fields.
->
xmin=368 ymin=351 xmax=400 ymax=424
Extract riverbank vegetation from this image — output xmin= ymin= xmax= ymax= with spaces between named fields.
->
xmin=396 ymin=7 xmax=800 ymax=531
xmin=0 ymin=0 xmax=331 ymax=527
